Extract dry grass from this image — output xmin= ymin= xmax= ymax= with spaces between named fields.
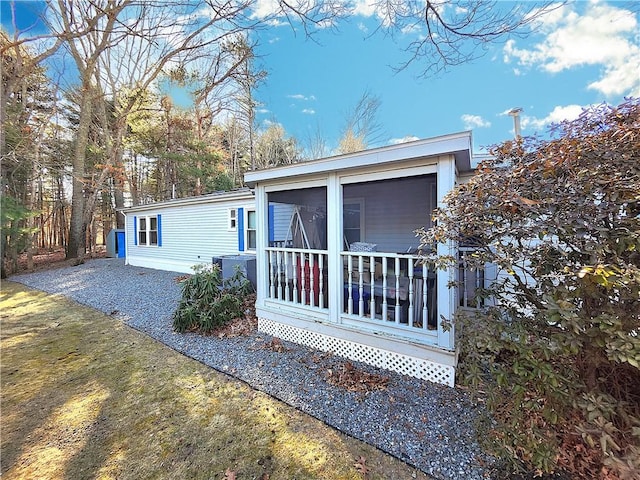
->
xmin=0 ymin=281 xmax=431 ymax=480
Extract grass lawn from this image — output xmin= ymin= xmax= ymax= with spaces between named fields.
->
xmin=0 ymin=281 xmax=431 ymax=480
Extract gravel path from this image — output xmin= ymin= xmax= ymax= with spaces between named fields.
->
xmin=10 ymin=258 xmax=494 ymax=479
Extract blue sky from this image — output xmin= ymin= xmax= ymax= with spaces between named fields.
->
xmin=252 ymin=0 xmax=639 ymax=154
xmin=3 ymin=0 xmax=638 ymax=156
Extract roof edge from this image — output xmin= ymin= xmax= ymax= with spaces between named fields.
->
xmin=245 ymin=131 xmax=472 ymax=186
xmin=118 ymin=188 xmax=254 ymax=213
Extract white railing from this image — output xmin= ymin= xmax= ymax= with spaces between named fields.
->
xmin=266 ymin=247 xmax=329 ymax=309
xmin=341 ymin=251 xmax=437 ymax=335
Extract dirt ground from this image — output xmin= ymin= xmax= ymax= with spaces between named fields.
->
xmin=10 ymin=246 xmax=107 ymax=275
xmin=1 ymin=281 xmax=431 ymax=480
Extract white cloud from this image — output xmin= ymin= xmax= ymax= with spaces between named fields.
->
xmin=461 ymin=114 xmax=491 ymax=130
xmin=353 ymin=0 xmax=418 ymax=28
xmin=302 ymin=109 xmax=316 ymax=115
xmin=357 ymin=22 xmax=368 ymax=34
xmin=389 ymin=135 xmax=420 ymax=145
xmin=503 ymin=2 xmax=640 ymax=97
xmin=353 ymin=0 xmax=377 ymax=18
xmin=257 ymin=108 xmax=270 ymax=114
xmin=287 ymin=93 xmax=316 ymax=101
xmin=251 ymin=0 xmax=281 ymax=20
xmin=520 ymin=104 xmax=584 ymax=131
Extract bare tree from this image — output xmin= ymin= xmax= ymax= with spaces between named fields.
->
xmin=304 ymin=123 xmax=331 ymax=160
xmin=337 ymin=90 xmax=385 ymax=154
xmin=370 ymin=0 xmax=561 ymax=76
xmin=230 ymin=36 xmax=267 ymax=172
xmin=48 ymin=0 xmax=263 ymax=261
xmin=254 ymin=123 xmax=300 ymax=168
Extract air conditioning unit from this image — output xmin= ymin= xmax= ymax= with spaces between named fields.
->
xmin=217 ymin=255 xmax=256 ymax=288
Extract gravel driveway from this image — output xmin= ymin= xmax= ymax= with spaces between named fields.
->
xmin=10 ymin=258 xmax=493 ymax=479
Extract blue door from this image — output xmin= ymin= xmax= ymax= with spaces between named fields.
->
xmin=116 ymin=231 xmax=126 ymax=258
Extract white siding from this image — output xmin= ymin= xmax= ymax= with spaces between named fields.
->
xmin=269 ymin=202 xmax=295 ymax=245
xmin=124 ymin=198 xmax=255 ymax=273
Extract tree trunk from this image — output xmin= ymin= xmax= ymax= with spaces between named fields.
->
xmin=67 ymin=89 xmax=93 ymax=263
xmin=114 ymin=184 xmax=125 ymax=228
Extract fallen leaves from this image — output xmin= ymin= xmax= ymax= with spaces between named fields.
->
xmin=263 ymin=338 xmax=288 ymax=353
xmin=325 ymin=361 xmax=389 ymax=393
xmin=214 ymin=294 xmax=258 ymax=338
xmin=354 ymin=456 xmax=370 ymax=478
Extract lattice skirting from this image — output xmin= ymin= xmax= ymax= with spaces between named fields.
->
xmin=258 ymin=317 xmax=455 ymax=387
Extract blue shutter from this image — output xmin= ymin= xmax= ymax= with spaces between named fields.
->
xmin=157 ymin=214 xmax=162 ymax=247
xmin=134 ymin=216 xmax=138 ymax=245
xmin=237 ymin=207 xmax=244 ymax=252
xmin=268 ymin=205 xmax=275 ymax=246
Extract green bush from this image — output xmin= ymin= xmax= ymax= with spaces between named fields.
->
xmin=418 ymin=99 xmax=639 ymax=478
xmin=173 ymin=263 xmax=254 ymax=334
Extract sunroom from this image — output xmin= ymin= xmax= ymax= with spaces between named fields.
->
xmin=244 ymin=132 xmax=475 ymax=386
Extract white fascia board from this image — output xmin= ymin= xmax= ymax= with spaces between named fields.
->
xmin=119 ymin=189 xmax=254 ymax=213
xmin=244 ymin=131 xmax=472 ymax=186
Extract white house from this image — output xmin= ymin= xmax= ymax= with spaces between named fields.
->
xmin=122 ymin=188 xmax=257 ymax=274
xmin=244 ymin=132 xmax=479 ymax=386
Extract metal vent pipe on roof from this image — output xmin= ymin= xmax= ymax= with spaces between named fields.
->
xmin=508 ymin=107 xmax=523 ymax=140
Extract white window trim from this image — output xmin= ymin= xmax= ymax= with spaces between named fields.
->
xmin=228 ymin=208 xmax=237 ymax=232
xmin=245 ymin=209 xmax=257 ymax=252
xmin=138 ymin=215 xmax=158 ymax=247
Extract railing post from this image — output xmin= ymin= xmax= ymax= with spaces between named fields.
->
xmin=319 ymin=254 xmax=325 ymax=309
xmin=394 ymin=257 xmax=401 ymax=324
xmin=292 ymin=252 xmax=299 ymax=304
xmin=284 ymin=251 xmax=290 ymax=301
xmin=347 ymin=254 xmax=353 ymax=315
xmin=276 ymin=250 xmax=283 ymax=300
xmin=369 ymin=254 xmax=376 ymax=319
xmin=269 ymin=250 xmax=276 ymax=300
xmin=358 ymin=255 xmax=364 ymax=317
xmin=300 ymin=253 xmax=307 ymax=305
xmin=309 ymin=253 xmax=316 ymax=307
xmin=382 ymin=257 xmax=388 ymax=320
xmin=422 ymin=262 xmax=429 ymax=329
xmin=408 ymin=259 xmax=414 ymax=328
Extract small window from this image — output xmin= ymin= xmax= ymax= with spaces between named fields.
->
xmin=229 ymin=209 xmax=237 ymax=231
xmin=246 ymin=210 xmax=257 ymax=250
xmin=138 ymin=215 xmax=159 ymax=246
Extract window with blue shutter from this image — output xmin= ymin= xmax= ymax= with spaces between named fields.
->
xmin=136 ymin=214 xmax=161 ymax=247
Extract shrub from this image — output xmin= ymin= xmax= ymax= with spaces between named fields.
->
xmin=173 ymin=263 xmax=254 ymax=334
xmin=418 ymin=99 xmax=640 ymax=478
